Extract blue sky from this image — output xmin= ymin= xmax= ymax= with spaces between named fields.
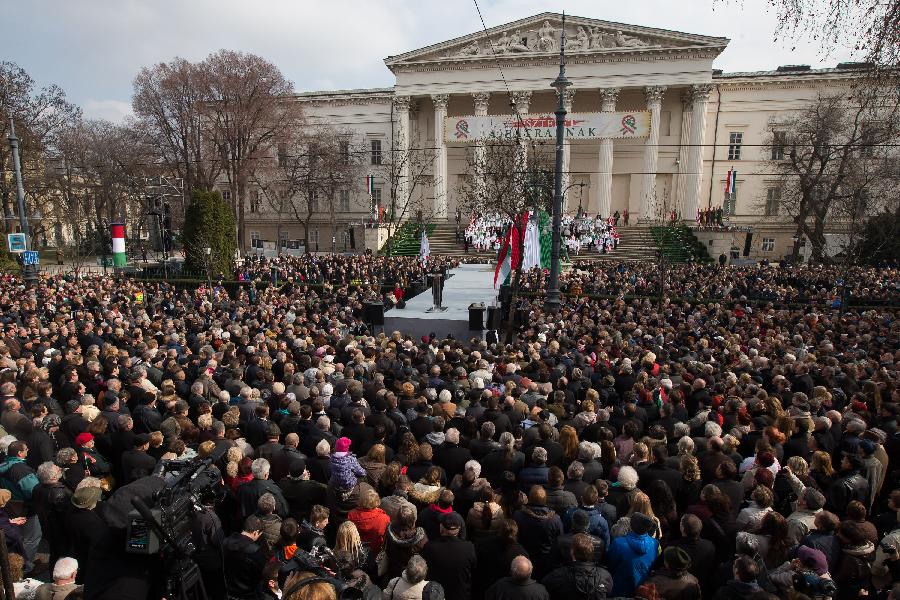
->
xmin=4 ymin=0 xmax=854 ymax=122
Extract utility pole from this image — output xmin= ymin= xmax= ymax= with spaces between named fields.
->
xmin=8 ymin=118 xmax=37 ymax=286
xmin=545 ymin=14 xmax=570 ymax=313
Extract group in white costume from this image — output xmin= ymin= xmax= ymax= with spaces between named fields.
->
xmin=464 ymin=212 xmax=618 ymax=255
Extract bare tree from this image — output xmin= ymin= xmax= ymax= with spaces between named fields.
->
xmin=762 ymin=0 xmax=899 ymax=67
xmin=0 ymin=61 xmax=80 ymax=234
xmin=762 ymin=86 xmax=900 ymax=262
xmin=198 ymin=50 xmax=298 ymax=250
xmin=457 ymin=138 xmax=553 ymax=340
xmin=132 ymin=57 xmax=221 ymax=203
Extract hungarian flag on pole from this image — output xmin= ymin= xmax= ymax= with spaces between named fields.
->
xmin=366 ymin=175 xmax=375 ymax=195
xmin=725 ymin=168 xmax=737 ymax=195
xmin=111 ymin=223 xmax=126 ymax=267
xmin=494 ymin=227 xmax=512 ymax=289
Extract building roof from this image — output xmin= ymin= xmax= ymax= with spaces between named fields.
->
xmin=294 ymin=87 xmax=394 ymax=100
xmin=714 ymin=64 xmax=874 ymax=80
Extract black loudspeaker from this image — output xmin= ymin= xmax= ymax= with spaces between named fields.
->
xmin=486 ymin=306 xmax=502 ymax=329
xmin=469 ymin=304 xmax=485 ymax=331
xmin=363 ymin=302 xmax=384 ymax=326
xmin=743 ymin=232 xmax=753 ymax=257
xmin=349 ymin=227 xmax=356 ymax=249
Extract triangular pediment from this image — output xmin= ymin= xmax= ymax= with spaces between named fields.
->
xmin=384 ymin=12 xmax=728 ymax=69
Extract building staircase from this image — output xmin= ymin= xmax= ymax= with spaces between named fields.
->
xmin=426 ymin=222 xmax=663 ymax=263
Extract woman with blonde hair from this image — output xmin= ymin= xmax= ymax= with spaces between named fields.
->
xmin=677 ymin=454 xmax=703 ymax=512
xmin=333 ymin=520 xmax=372 ymax=574
xmin=809 ymin=450 xmax=835 ymax=491
xmin=611 ymin=491 xmax=662 ymax=539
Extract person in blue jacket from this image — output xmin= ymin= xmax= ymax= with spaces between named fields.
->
xmin=606 ymin=512 xmax=660 ymax=597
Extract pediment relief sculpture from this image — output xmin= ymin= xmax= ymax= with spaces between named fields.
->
xmin=453 ymin=22 xmax=656 ymax=57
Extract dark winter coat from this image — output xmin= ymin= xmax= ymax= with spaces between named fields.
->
xmin=485 ymin=577 xmax=549 ymax=600
xmin=513 ymin=505 xmax=564 ymax=579
xmin=646 ymin=568 xmax=701 ymax=600
xmin=420 ymin=535 xmax=477 ymax=600
xmin=382 ymin=523 xmax=427 ymax=583
xmin=541 ymin=562 xmax=613 ymax=600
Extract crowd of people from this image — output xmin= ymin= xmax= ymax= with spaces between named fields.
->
xmin=563 ymin=214 xmax=619 ymax=256
xmin=0 ymin=254 xmax=896 ymax=600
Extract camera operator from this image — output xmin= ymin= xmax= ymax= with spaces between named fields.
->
xmin=768 ymin=545 xmax=835 ymax=599
xmin=191 ymin=488 xmax=226 ymax=600
xmin=222 ymin=515 xmax=269 ymax=600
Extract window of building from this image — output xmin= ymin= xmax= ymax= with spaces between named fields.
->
xmin=249 ymin=190 xmax=261 ymax=213
xmin=371 ymin=188 xmax=382 ymax=204
xmin=310 ymin=229 xmax=319 ymax=244
xmin=339 ymin=140 xmax=350 ymax=165
xmin=250 ymin=231 xmax=261 ymax=248
xmin=727 ymin=132 xmax=743 ymax=160
xmin=221 ymin=189 xmax=231 ymax=201
xmin=339 ymin=190 xmax=350 ymax=212
xmin=277 ymin=143 xmax=288 ymax=167
xmin=765 ymin=187 xmax=781 ymax=215
xmin=279 ymin=230 xmax=288 ymax=247
xmin=761 ymin=237 xmax=775 ymax=252
xmin=771 ymin=131 xmax=786 ymax=160
xmin=370 ymin=139 xmax=382 ymax=165
xmin=309 ymin=191 xmax=318 ymax=213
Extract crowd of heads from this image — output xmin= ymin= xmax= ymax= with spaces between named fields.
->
xmin=0 ymin=254 xmax=896 ymax=600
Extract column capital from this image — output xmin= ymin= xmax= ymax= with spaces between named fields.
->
xmin=690 ymin=84 xmax=713 ymax=103
xmin=644 ymin=86 xmax=666 ymax=107
xmin=393 ymin=95 xmax=412 ymax=112
xmin=556 ymin=88 xmax=575 ymax=111
xmin=510 ymin=91 xmax=532 ymax=113
xmin=681 ymin=89 xmax=694 ymax=109
xmin=599 ymin=88 xmax=619 ymax=112
xmin=472 ymin=92 xmax=491 ymax=113
xmin=432 ymin=94 xmax=450 ymax=110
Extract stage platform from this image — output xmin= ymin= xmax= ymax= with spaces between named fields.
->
xmin=384 ymin=263 xmax=498 ymax=340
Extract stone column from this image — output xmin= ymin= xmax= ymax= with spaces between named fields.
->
xmin=597 ymin=88 xmax=619 ymax=219
xmin=682 ymin=84 xmax=712 ymax=223
xmin=393 ymin=95 xmax=412 ymax=214
xmin=673 ymin=90 xmax=693 ymax=219
xmin=640 ymin=86 xmax=666 ymax=221
xmin=472 ymin=92 xmax=490 ymax=204
xmin=510 ymin=91 xmax=532 ymax=168
xmin=432 ymin=94 xmax=449 ymax=219
xmin=557 ymin=89 xmax=575 ymax=211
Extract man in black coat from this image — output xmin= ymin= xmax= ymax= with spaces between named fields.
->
xmin=340 ymin=409 xmax=376 ymax=457
xmin=671 ymin=514 xmax=717 ymax=597
xmin=542 ymin=534 xmax=613 ymax=600
xmin=32 ymin=463 xmax=72 ymax=566
xmin=487 ymin=555 xmax=550 ymax=600
xmin=236 ymin=458 xmax=289 ymax=519
xmin=120 ymin=433 xmax=158 ymax=484
xmin=221 ymin=515 xmax=269 ymax=600
xmin=255 ymin=424 xmax=284 ymax=465
xmin=420 ymin=512 xmax=477 ymax=600
xmin=433 ymin=428 xmax=472 ymax=481
xmin=638 ymin=445 xmax=683 ymax=497
xmin=269 ymin=433 xmax=306 ymax=483
xmin=65 ymin=486 xmax=108 ymax=583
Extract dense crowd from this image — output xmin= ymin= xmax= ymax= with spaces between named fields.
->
xmin=0 ymin=255 xmax=896 ymax=600
xmin=563 ymin=215 xmax=619 ymax=256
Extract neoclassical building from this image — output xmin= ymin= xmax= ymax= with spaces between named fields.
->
xmin=242 ymin=12 xmax=871 ymax=259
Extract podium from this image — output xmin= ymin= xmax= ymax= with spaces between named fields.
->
xmin=426 ymin=273 xmax=446 ymax=312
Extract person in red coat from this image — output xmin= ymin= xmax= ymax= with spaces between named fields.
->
xmin=348 ymin=487 xmax=391 ymax=556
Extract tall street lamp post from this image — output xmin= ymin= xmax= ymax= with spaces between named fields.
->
xmin=545 ymin=14 xmax=570 ymax=313
xmin=8 ymin=118 xmax=38 ymax=286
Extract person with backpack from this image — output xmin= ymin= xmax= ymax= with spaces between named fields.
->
xmin=542 ymin=533 xmax=612 ymax=600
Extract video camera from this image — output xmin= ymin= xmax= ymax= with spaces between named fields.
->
xmin=125 ymin=457 xmax=223 ymax=556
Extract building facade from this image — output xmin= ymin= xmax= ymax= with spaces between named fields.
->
xmin=241 ymin=12 xmax=873 ymax=260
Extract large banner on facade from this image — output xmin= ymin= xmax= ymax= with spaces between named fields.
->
xmin=445 ymin=111 xmax=650 ymax=143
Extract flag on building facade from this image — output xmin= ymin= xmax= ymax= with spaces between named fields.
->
xmin=366 ymin=175 xmax=375 ymax=195
xmin=725 ymin=168 xmax=737 ymax=196
xmin=419 ymin=228 xmax=430 ymax=263
xmin=111 ymin=223 xmax=126 ymax=267
xmin=494 ymin=227 xmax=512 ymax=289
xmin=522 ymin=212 xmax=541 ymax=271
